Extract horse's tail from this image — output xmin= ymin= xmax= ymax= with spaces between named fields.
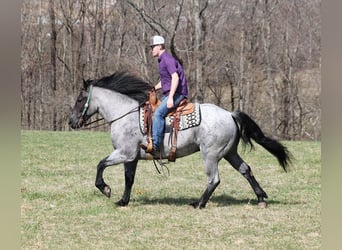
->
xmin=231 ymin=111 xmax=291 ymax=172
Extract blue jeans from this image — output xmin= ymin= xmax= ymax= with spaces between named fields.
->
xmin=152 ymin=93 xmax=185 ymax=150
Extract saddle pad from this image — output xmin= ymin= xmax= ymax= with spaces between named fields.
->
xmin=139 ymin=103 xmax=201 ymax=133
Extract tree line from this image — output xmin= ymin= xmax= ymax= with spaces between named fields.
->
xmin=21 ymin=0 xmax=321 ymax=140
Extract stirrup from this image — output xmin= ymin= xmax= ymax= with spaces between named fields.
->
xmin=140 ymin=143 xmax=156 ymax=154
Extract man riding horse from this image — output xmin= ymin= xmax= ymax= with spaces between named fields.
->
xmin=140 ymin=35 xmax=189 ymax=157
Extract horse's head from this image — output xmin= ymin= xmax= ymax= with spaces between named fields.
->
xmin=69 ymin=79 xmax=97 ymax=129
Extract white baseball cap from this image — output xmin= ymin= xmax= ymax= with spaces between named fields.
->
xmin=150 ymin=35 xmax=165 ymax=46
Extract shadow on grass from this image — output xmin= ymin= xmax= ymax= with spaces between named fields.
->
xmin=211 ymin=194 xmax=302 ymax=207
xmin=133 ymin=194 xmax=300 ymax=207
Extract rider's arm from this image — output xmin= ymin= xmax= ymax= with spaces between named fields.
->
xmin=167 ymin=72 xmax=179 ymax=108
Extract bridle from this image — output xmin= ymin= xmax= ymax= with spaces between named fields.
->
xmin=81 ymin=85 xmax=93 ymax=118
xmin=78 ymin=84 xmax=96 ymax=128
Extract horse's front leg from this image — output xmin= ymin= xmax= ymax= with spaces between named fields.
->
xmin=95 ymin=156 xmax=112 ymax=198
xmin=95 ymin=149 xmax=136 ymax=199
xmin=115 ymin=161 xmax=138 ymax=207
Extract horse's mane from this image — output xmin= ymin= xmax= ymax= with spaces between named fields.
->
xmin=86 ymin=71 xmax=153 ymax=104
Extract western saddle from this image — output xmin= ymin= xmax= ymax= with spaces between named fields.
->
xmin=142 ymin=88 xmax=195 ymax=162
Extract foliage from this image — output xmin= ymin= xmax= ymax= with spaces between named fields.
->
xmin=21 ymin=130 xmax=321 ymax=249
xmin=21 ymin=0 xmax=321 ymax=140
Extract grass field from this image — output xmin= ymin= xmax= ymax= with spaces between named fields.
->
xmin=21 ymin=130 xmax=321 ymax=249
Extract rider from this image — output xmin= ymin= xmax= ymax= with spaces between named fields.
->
xmin=141 ymin=35 xmax=189 ymax=156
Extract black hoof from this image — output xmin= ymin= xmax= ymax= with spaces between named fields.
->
xmin=115 ymin=199 xmax=129 ymax=207
xmin=189 ymin=201 xmax=199 ymax=208
xmin=189 ymin=201 xmax=206 ymax=209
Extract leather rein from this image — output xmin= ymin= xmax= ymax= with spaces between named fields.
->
xmin=80 ymin=85 xmax=141 ymax=130
xmin=81 ymin=106 xmax=140 ymax=129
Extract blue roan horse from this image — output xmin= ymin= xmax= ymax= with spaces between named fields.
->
xmin=69 ymin=71 xmax=291 ymax=209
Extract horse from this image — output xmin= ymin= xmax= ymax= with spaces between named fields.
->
xmin=69 ymin=71 xmax=291 ymax=209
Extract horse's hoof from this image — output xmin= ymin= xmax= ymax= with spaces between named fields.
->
xmin=103 ymin=185 xmax=111 ymax=198
xmin=115 ymin=199 xmax=128 ymax=207
xmin=189 ymin=201 xmax=199 ymax=209
xmin=258 ymin=201 xmax=267 ymax=208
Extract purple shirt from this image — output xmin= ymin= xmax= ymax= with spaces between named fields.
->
xmin=158 ymin=51 xmax=188 ymax=98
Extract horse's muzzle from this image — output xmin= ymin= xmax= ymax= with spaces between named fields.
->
xmin=69 ymin=114 xmax=84 ymax=129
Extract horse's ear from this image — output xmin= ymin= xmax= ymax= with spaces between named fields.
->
xmin=83 ymin=79 xmax=87 ymax=89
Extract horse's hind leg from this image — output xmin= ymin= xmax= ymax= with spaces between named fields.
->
xmin=190 ymin=155 xmax=221 ymax=209
xmin=224 ymin=153 xmax=268 ymax=207
xmin=116 ymin=161 xmax=138 ymax=207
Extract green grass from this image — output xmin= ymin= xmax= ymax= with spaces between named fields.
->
xmin=21 ymin=130 xmax=321 ymax=249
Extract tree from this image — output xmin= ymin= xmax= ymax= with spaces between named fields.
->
xmin=49 ymin=0 xmax=58 ymax=130
xmin=192 ymin=0 xmax=208 ymax=103
xmin=260 ymin=0 xmax=277 ymax=135
xmin=20 ymin=0 xmax=321 ymax=140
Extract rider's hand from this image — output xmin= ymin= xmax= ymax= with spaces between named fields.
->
xmin=167 ymin=97 xmax=174 ymax=109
